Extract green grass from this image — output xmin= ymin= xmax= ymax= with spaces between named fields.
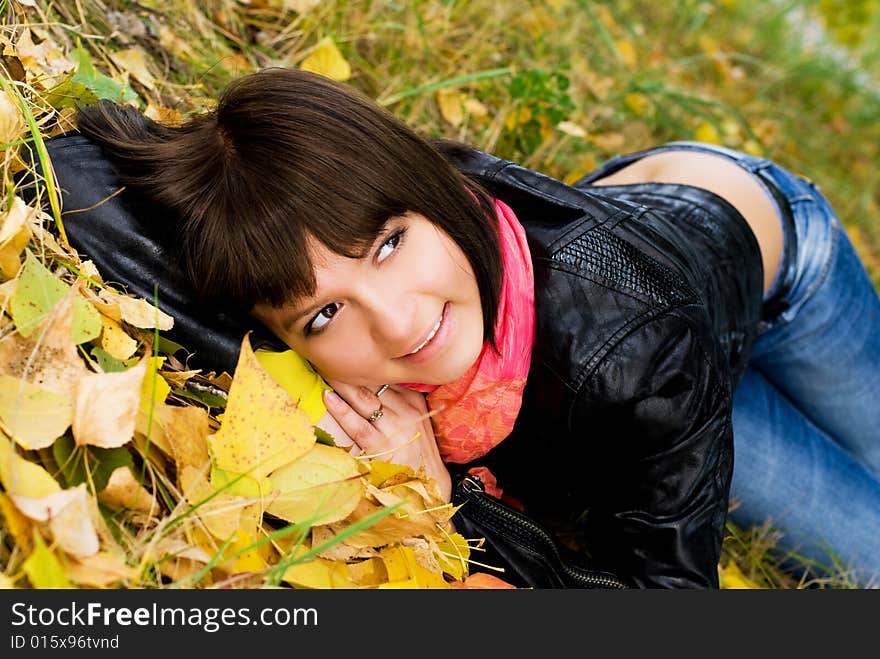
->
xmin=7 ymin=0 xmax=879 ymax=588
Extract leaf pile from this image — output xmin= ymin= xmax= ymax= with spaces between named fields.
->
xmin=0 ymin=11 xmax=479 ymax=590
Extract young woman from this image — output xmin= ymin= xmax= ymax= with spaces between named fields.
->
xmin=37 ymin=67 xmax=880 ymax=588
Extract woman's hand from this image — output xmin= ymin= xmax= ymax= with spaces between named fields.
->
xmin=322 ymin=380 xmax=451 ymax=502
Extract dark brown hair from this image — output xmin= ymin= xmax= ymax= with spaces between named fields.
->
xmin=74 ymin=67 xmax=503 ymax=346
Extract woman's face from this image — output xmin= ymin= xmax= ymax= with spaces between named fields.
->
xmin=251 ymin=212 xmax=485 ymax=387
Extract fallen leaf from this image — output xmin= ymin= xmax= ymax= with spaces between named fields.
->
xmin=110 ymin=48 xmax=155 ymax=90
xmin=0 ymin=430 xmax=61 ymax=498
xmin=436 ymin=88 xmax=464 ymax=127
xmin=208 ymin=334 xmax=315 ymax=496
xmin=299 ymin=37 xmax=351 ymax=81
xmin=66 ymin=551 xmax=140 ymax=587
xmin=266 ymin=443 xmax=363 ymax=526
xmin=98 ymin=466 xmax=158 ymax=514
xmin=13 ymin=483 xmax=100 ymax=558
xmin=0 ymin=291 xmax=90 ymax=398
xmin=0 ymin=197 xmax=33 ymax=280
xmin=98 ymin=314 xmax=138 ymax=361
xmin=96 ymin=287 xmax=173 ymax=330
xmin=0 ymin=374 xmax=73 ymax=449
xmin=73 ymin=356 xmax=148 ymax=448
xmin=22 ymin=531 xmax=73 ymax=588
xmin=9 ymin=251 xmax=68 ymax=337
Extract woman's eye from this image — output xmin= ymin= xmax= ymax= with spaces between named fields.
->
xmin=307 ymin=303 xmax=339 ymax=333
xmin=376 ymin=228 xmax=405 ymax=263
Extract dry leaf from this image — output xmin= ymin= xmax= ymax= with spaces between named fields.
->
xmin=0 ymin=197 xmax=33 ymax=280
xmin=299 ymin=37 xmax=351 ymax=81
xmin=13 ymin=483 xmax=100 ymax=558
xmin=98 ymin=314 xmax=138 ymax=361
xmin=436 ymin=88 xmax=464 ymax=127
xmin=0 ymin=291 xmax=90 ymax=399
xmin=266 ymin=443 xmax=363 ymax=525
xmin=0 ymin=430 xmax=61 ymax=498
xmin=98 ymin=466 xmax=158 ymax=514
xmin=73 ymin=357 xmax=148 ymax=448
xmin=110 ymin=48 xmax=155 ymax=90
xmin=208 ymin=334 xmax=315 ymax=495
xmin=0 ymin=374 xmax=73 ymax=449
xmin=96 ymin=287 xmax=173 ymax=330
xmin=66 ymin=551 xmax=140 ymax=587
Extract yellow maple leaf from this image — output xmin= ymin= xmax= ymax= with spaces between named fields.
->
xmin=378 ymin=545 xmax=450 ymax=589
xmin=299 ymin=37 xmax=351 ymax=82
xmin=208 ymin=334 xmax=316 ymax=496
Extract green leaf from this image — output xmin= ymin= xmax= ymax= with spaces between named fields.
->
xmin=9 ymin=252 xmax=68 ymax=337
xmin=72 ymin=296 xmax=101 ymax=344
xmin=69 ymin=42 xmax=140 ymax=104
xmin=90 ymin=346 xmax=137 ymax=373
xmin=52 ymin=434 xmax=136 ymax=492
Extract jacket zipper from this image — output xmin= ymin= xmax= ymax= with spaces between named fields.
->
xmin=459 ymin=476 xmax=628 ymax=589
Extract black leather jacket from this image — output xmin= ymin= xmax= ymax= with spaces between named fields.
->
xmin=441 ymin=145 xmax=766 ymax=588
xmin=25 ymin=135 xmax=766 ymax=588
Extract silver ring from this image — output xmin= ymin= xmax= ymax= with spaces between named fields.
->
xmin=375 ymin=384 xmax=390 ymax=397
xmin=368 ymin=406 xmax=384 ymax=423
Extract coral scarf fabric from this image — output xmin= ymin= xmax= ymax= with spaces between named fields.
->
xmin=403 ymin=198 xmax=535 ymax=470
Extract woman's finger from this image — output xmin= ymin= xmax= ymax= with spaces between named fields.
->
xmin=322 ymin=389 xmax=385 ymax=450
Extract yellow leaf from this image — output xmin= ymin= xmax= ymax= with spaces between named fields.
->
xmin=299 ymin=37 xmax=351 ymax=82
xmin=366 ymin=459 xmax=415 ymax=488
xmin=557 ymin=121 xmax=588 ymax=138
xmin=23 ymin=531 xmax=73 ymax=589
xmin=266 ymin=443 xmax=363 ymax=525
xmin=208 ymin=334 xmax=315 ymax=494
xmin=0 ymin=430 xmax=61 ymax=498
xmin=0 ymin=374 xmax=73 ymax=449
xmin=347 ymin=556 xmax=388 ymax=586
xmin=0 ymin=291 xmax=90 ymax=399
xmin=282 ymin=556 xmax=358 ymax=589
xmin=97 ymin=288 xmax=174 ymax=330
xmin=719 ymin=560 xmax=762 ymax=589
xmin=13 ymin=484 xmax=100 ymax=558
xmin=0 ymin=197 xmax=33 ymax=281
xmin=0 ymin=88 xmax=25 ymax=145
xmin=624 ymin=92 xmax=651 ymax=116
xmin=180 ymin=465 xmax=253 ymax=542
xmin=98 ymin=314 xmax=138 ymax=361
xmin=378 ymin=546 xmax=450 ymax=589
xmin=110 ymin=48 xmax=155 ymax=90
xmin=66 ymin=551 xmax=139 ymax=588
xmin=436 ymin=88 xmax=464 ymax=127
xmin=0 ymin=490 xmax=35 ymax=554
xmin=694 ymin=121 xmax=721 ymax=144
xmin=73 ymin=357 xmax=148 ymax=448
xmin=161 ymin=404 xmax=211 ymax=471
xmin=436 ymin=533 xmax=471 ymax=581
xmin=615 ymin=39 xmax=638 ymax=68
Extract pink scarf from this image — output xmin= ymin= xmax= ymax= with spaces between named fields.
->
xmin=403 ymin=198 xmax=535 ymax=496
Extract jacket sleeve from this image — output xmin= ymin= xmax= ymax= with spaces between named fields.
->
xmin=573 ymin=306 xmax=734 ymax=588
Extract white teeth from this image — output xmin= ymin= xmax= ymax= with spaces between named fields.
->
xmin=409 ymin=316 xmax=442 ymax=354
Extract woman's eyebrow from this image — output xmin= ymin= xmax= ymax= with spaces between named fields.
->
xmin=283 ymin=301 xmax=322 ymax=331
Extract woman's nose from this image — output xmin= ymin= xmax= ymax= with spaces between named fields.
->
xmin=364 ymin=294 xmax=419 ymax=355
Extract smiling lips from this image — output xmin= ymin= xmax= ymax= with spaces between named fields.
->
xmin=404 ymin=303 xmax=448 ymax=356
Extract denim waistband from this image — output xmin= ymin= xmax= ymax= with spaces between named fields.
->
xmin=578 ymin=141 xmax=828 ymax=323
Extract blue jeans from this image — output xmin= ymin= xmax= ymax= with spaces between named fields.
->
xmin=589 ymin=141 xmax=880 ymax=587
xmin=674 ymin=143 xmax=880 ymax=587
